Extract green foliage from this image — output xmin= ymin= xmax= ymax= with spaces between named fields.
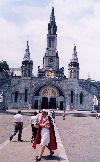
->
xmin=0 ymin=61 xmax=9 ymax=71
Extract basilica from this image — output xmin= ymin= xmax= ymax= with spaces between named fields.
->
xmin=0 ymin=7 xmax=100 ymax=110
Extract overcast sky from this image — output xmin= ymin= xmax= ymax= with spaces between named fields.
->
xmin=0 ymin=0 xmax=100 ymax=81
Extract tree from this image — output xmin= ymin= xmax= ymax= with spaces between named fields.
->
xmin=0 ymin=61 xmax=9 ymax=72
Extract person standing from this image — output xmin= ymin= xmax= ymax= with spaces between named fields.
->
xmin=63 ymin=110 xmax=66 ymax=120
xmin=32 ymin=109 xmax=57 ymax=161
xmin=31 ymin=111 xmax=39 ymax=143
xmin=52 ymin=110 xmax=55 ymax=123
xmin=9 ymin=110 xmax=23 ymax=142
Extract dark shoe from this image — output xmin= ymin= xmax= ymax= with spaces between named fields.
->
xmin=50 ymin=150 xmax=54 ymax=157
xmin=18 ymin=140 xmax=23 ymax=142
xmin=36 ymin=156 xmax=41 ymax=161
xmin=31 ymin=138 xmax=34 ymax=143
xmin=9 ymin=136 xmax=13 ymax=141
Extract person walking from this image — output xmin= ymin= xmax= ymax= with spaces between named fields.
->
xmin=96 ymin=110 xmax=100 ymax=119
xmin=31 ymin=111 xmax=39 ymax=143
xmin=32 ymin=109 xmax=57 ymax=161
xmin=9 ymin=110 xmax=23 ymax=142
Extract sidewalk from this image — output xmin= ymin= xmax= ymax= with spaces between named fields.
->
xmin=0 ymin=109 xmax=99 ymax=162
xmin=0 ymin=124 xmax=65 ymax=162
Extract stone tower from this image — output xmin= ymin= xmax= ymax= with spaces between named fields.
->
xmin=43 ymin=7 xmax=59 ymax=71
xmin=38 ymin=7 xmax=65 ymax=78
xmin=68 ymin=45 xmax=79 ymax=79
xmin=21 ymin=41 xmax=33 ymax=77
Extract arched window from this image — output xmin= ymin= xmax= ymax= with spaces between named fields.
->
xmin=11 ymin=94 xmax=13 ymax=102
xmin=71 ymin=90 xmax=73 ymax=103
xmin=25 ymin=89 xmax=28 ymax=102
xmin=80 ymin=92 xmax=83 ymax=104
xmin=28 ymin=69 xmax=30 ymax=77
xmin=49 ymin=39 xmax=51 ymax=47
xmin=15 ymin=91 xmax=18 ymax=102
xmin=70 ymin=70 xmax=72 ymax=78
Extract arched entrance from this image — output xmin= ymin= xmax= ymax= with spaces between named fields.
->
xmin=40 ymin=86 xmax=58 ymax=109
xmin=33 ymin=85 xmax=65 ymax=110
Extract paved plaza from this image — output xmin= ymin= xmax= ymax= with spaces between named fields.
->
xmin=0 ymin=110 xmax=100 ymax=162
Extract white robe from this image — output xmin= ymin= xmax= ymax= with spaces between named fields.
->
xmin=41 ymin=116 xmax=50 ymax=146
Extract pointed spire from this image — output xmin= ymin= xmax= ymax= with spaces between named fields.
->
xmin=26 ymin=41 xmax=29 ymax=51
xmin=50 ymin=7 xmax=55 ymax=22
xmin=68 ymin=44 xmax=79 ymax=79
xmin=72 ymin=44 xmax=78 ymax=62
xmin=23 ymin=41 xmax=30 ymax=61
xmin=48 ymin=7 xmax=57 ymax=35
xmin=52 ymin=7 xmax=54 ymax=17
xmin=74 ymin=44 xmax=76 ymax=52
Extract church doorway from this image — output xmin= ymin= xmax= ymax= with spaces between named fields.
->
xmin=33 ymin=85 xmax=65 ymax=110
xmin=49 ymin=98 xmax=56 ymax=109
xmin=41 ymin=97 xmax=48 ymax=109
xmin=41 ymin=97 xmax=56 ymax=109
xmin=60 ymin=101 xmax=63 ymax=110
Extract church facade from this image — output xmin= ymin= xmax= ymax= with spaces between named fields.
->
xmin=0 ymin=7 xmax=100 ymax=111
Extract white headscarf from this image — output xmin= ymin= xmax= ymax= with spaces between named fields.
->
xmin=42 ymin=109 xmax=49 ymax=120
xmin=42 ymin=109 xmax=48 ymax=113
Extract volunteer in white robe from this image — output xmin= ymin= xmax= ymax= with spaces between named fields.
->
xmin=41 ymin=114 xmax=50 ymax=147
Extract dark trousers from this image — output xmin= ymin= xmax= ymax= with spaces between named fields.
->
xmin=31 ymin=124 xmax=38 ymax=139
xmin=10 ymin=122 xmax=23 ymax=141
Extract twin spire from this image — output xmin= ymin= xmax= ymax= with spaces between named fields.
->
xmin=23 ymin=41 xmax=30 ymax=61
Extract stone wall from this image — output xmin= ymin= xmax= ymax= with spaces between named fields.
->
xmin=0 ymin=76 xmax=94 ymax=110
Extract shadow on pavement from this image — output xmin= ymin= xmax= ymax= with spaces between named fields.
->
xmin=12 ymin=140 xmax=30 ymax=143
xmin=42 ymin=155 xmax=64 ymax=161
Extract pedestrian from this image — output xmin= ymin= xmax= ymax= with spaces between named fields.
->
xmin=63 ymin=111 xmax=66 ymax=120
xmin=31 ymin=111 xmax=39 ymax=143
xmin=32 ymin=109 xmax=57 ymax=161
xmin=52 ymin=110 xmax=55 ymax=123
xmin=96 ymin=110 xmax=100 ymax=119
xmin=9 ymin=110 xmax=23 ymax=142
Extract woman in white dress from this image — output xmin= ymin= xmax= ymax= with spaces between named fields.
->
xmin=36 ymin=109 xmax=54 ymax=161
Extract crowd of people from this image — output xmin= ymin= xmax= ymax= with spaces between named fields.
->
xmin=9 ymin=109 xmax=57 ymax=161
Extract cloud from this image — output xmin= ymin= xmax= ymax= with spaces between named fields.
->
xmin=0 ymin=0 xmax=13 ymax=6
xmin=53 ymin=0 xmax=100 ymax=80
xmin=0 ymin=0 xmax=100 ymax=81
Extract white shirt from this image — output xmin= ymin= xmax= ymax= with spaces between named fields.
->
xmin=31 ymin=115 xmax=39 ymax=126
xmin=13 ymin=114 xmax=23 ymax=123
